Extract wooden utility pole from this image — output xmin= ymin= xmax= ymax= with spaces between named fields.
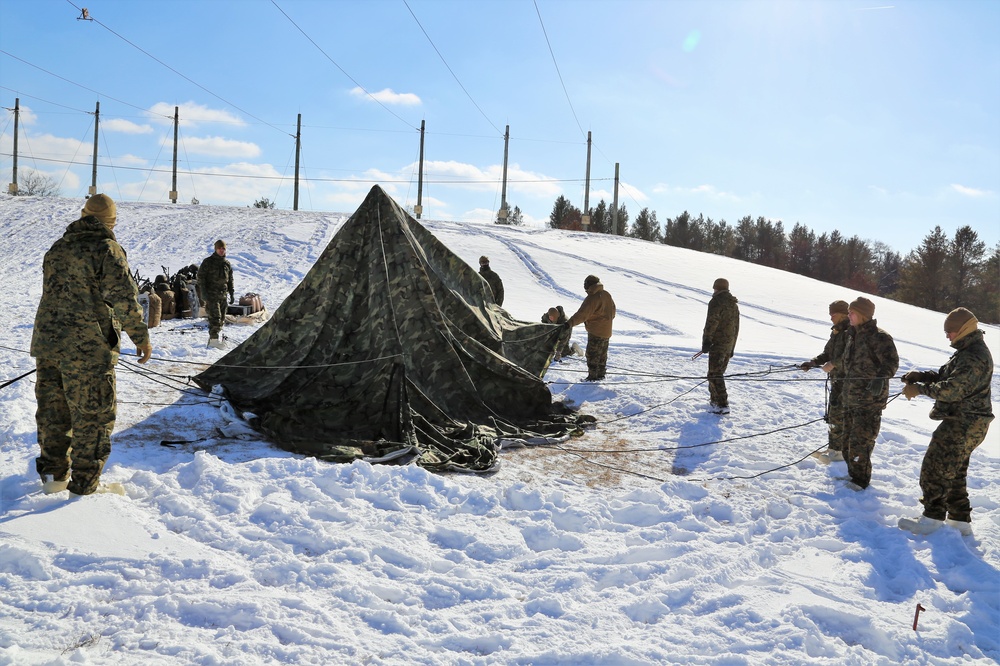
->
xmin=414 ymin=120 xmax=425 ymax=219
xmin=7 ymin=98 xmax=18 ymax=194
xmin=498 ymin=125 xmax=509 ymax=223
xmin=581 ymin=131 xmax=592 ymax=230
xmin=612 ymin=162 xmax=620 ymax=235
xmin=170 ymin=106 xmax=179 ymax=203
xmin=89 ymin=101 xmax=100 ymax=196
xmin=293 ymin=113 xmax=301 ymax=211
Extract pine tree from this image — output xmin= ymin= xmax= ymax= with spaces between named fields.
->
xmin=629 ymin=208 xmax=661 ymax=242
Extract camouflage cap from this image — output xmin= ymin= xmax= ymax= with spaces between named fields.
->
xmin=713 ymin=278 xmax=729 ymax=291
xmin=215 ymin=239 xmax=227 ymax=250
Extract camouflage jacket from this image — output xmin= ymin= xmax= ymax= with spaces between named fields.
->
xmin=567 ymin=284 xmax=616 ymax=338
xmin=918 ymin=329 xmax=994 ymax=420
xmin=199 ymin=252 xmax=234 ymax=300
xmin=810 ymin=319 xmax=851 ymax=379
xmin=836 ymin=318 xmax=899 ymax=408
xmin=479 ymin=266 xmax=504 ymax=306
xmin=701 ymin=290 xmax=740 ymax=355
xmin=30 ymin=215 xmax=148 ymax=364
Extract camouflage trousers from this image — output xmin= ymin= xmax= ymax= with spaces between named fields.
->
xmin=842 ymin=405 xmax=882 ymax=488
xmin=707 ymin=352 xmax=731 ymax=407
xmin=918 ymin=416 xmax=993 ymax=522
xmin=34 ymin=357 xmax=117 ymax=495
xmin=585 ymin=334 xmax=610 ymax=380
xmin=204 ymin=295 xmax=228 ymax=338
xmin=826 ymin=380 xmax=846 ymax=452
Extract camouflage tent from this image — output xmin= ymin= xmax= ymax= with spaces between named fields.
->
xmin=194 ymin=185 xmax=581 ymax=472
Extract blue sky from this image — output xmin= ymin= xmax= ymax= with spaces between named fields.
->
xmin=1 ymin=0 xmax=998 ymax=253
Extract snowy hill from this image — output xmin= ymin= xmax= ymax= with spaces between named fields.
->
xmin=1 ymin=195 xmax=998 ymax=665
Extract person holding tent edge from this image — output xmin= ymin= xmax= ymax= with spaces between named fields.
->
xmin=565 ymin=275 xmax=616 ymax=381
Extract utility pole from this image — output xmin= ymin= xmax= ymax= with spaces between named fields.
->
xmin=612 ymin=162 xmax=620 ymax=235
xmin=497 ymin=125 xmax=509 ymax=223
xmin=89 ymin=101 xmax=100 ymax=196
xmin=170 ymin=106 xmax=179 ymax=203
xmin=293 ymin=113 xmax=301 ymax=211
xmin=414 ymin=120 xmax=425 ymax=219
xmin=581 ymin=131 xmax=592 ymax=230
xmin=7 ymin=98 xmax=18 ymax=194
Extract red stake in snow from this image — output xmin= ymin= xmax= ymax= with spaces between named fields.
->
xmin=913 ymin=603 xmax=926 ymax=631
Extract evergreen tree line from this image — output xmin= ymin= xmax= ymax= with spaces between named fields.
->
xmin=537 ymin=195 xmax=999 ymax=324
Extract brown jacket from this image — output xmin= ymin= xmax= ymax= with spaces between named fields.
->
xmin=567 ymin=283 xmax=616 ymax=338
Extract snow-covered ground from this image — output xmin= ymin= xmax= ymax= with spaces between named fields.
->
xmin=0 ymin=195 xmax=997 ymax=665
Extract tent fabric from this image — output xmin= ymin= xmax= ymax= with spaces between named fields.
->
xmin=194 ymin=185 xmax=582 ymax=472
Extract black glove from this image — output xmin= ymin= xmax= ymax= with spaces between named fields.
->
xmin=562 ymin=322 xmax=572 ymax=330
xmin=901 ymin=370 xmax=926 ymax=384
xmin=799 ymin=361 xmax=814 ymax=371
xmin=867 ymin=378 xmax=886 ymax=396
xmin=229 ymin=293 xmax=235 ymax=304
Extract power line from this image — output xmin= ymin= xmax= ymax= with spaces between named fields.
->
xmin=269 ymin=0 xmax=417 ymax=132
xmin=403 ymin=0 xmax=503 ymax=137
xmin=533 ymin=0 xmax=585 ymax=139
xmin=63 ymin=0 xmax=293 ymax=138
xmin=0 ymin=50 xmax=163 ymax=117
xmin=0 ymin=152 xmax=606 ymax=185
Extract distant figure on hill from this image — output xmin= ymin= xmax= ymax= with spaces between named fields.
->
xmin=898 ymin=307 xmax=994 ymax=536
xmin=478 ymin=256 xmax=504 ymax=306
xmin=692 ymin=278 xmax=740 ymax=414
xmin=822 ymin=297 xmax=898 ymax=491
xmin=199 ymin=239 xmax=234 ymax=349
xmin=565 ymin=275 xmax=616 ymax=381
xmin=799 ymin=300 xmax=851 ymax=463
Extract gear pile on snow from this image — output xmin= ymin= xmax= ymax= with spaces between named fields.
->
xmin=194 ymin=185 xmax=581 ymax=472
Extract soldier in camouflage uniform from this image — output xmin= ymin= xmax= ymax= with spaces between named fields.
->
xmin=199 ymin=239 xmax=234 ymax=348
xmin=566 ymin=275 xmax=616 ymax=381
xmin=823 ymin=297 xmax=898 ymax=490
xmin=694 ymin=278 xmax=740 ymax=414
xmin=898 ymin=307 xmax=994 ymax=536
xmin=800 ymin=300 xmax=851 ymax=462
xmin=30 ymin=194 xmax=152 ymax=496
xmin=478 ymin=256 xmax=504 ymax=306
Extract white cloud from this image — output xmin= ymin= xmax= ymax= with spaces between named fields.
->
xmin=103 ymin=118 xmax=154 ymax=134
xmin=349 ymin=87 xmax=421 ymax=106
xmin=950 ymin=183 xmax=990 ymax=198
xmin=183 ymin=136 xmax=261 ymax=158
xmin=146 ymin=102 xmax=246 ymax=128
xmin=652 ymin=183 xmax=743 ymax=202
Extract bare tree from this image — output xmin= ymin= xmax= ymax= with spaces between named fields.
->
xmin=14 ymin=169 xmax=60 ymax=197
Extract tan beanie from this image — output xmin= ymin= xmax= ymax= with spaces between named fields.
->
xmin=944 ymin=307 xmax=977 ymax=336
xmin=829 ymin=300 xmax=850 ymax=316
xmin=82 ymin=194 xmax=117 ymax=229
xmin=848 ymin=297 xmax=875 ymax=321
xmin=713 ymin=278 xmax=729 ymax=291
